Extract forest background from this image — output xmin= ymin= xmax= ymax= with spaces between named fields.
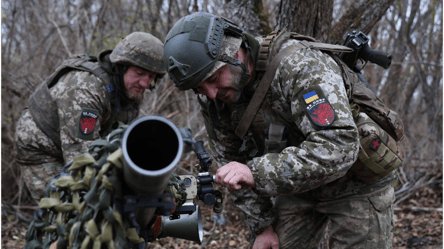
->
xmin=1 ymin=0 xmax=442 ymax=248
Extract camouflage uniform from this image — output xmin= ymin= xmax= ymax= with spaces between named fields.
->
xmin=199 ymin=38 xmax=396 ymax=248
xmin=15 ymin=69 xmax=139 ymax=200
xmin=15 ymin=32 xmax=165 ymax=201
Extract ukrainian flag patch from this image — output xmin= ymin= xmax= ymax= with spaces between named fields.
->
xmin=303 ymin=91 xmax=319 ymax=104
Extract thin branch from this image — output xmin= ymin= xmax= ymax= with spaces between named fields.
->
xmin=403 ymin=102 xmax=443 ymax=166
xmin=186 ymin=89 xmax=190 ymax=128
xmin=48 ymin=17 xmax=72 ymax=57
xmin=393 ymin=206 xmax=443 ymax=212
xmin=387 ymin=62 xmax=443 ymax=67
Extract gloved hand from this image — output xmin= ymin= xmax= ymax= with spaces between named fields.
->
xmin=253 ymin=225 xmax=279 ymax=249
xmin=215 ymin=161 xmax=255 ymax=190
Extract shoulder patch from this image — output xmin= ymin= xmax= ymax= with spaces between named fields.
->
xmin=306 ymin=98 xmax=335 ymax=127
xmin=76 ymin=108 xmax=99 ymax=140
xmin=300 ymin=87 xmax=335 ymax=127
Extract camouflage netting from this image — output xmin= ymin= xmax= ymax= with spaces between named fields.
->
xmin=24 ymin=125 xmax=187 ymax=249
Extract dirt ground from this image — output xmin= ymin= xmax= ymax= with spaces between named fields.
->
xmin=2 ymin=173 xmax=442 ymax=249
xmin=1 ymin=160 xmax=443 ymax=249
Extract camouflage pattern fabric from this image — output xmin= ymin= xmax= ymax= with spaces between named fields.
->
xmin=15 ymin=110 xmax=65 ymax=201
xmin=201 ymin=35 xmax=243 ymax=83
xmin=15 ymin=70 xmax=139 ymax=201
xmin=110 ymin=32 xmax=166 ymax=75
xmin=15 ymin=110 xmax=63 ymax=165
xmin=199 ymin=37 xmax=397 ymax=247
xmin=273 ymin=184 xmax=394 ymax=249
xmin=21 ymin=162 xmax=64 ymax=201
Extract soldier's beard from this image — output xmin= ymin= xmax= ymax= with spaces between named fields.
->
xmin=125 ymin=90 xmax=144 ymax=101
xmin=217 ymin=64 xmax=247 ymax=104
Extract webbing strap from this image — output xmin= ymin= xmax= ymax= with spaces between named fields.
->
xmin=301 ymin=41 xmax=353 ymax=53
xmin=256 ymin=30 xmax=280 ymax=72
xmin=235 ymin=44 xmax=302 ymax=139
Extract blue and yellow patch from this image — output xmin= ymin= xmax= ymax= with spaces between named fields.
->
xmin=303 ymin=91 xmax=319 ymax=104
xmin=300 ymin=87 xmax=336 ymax=127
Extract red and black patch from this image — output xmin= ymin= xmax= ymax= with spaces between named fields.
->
xmin=370 ymin=137 xmax=381 ymax=151
xmin=76 ymin=108 xmax=99 ymax=140
xmin=80 ymin=116 xmax=96 ymax=135
xmin=306 ymin=98 xmax=335 ymax=127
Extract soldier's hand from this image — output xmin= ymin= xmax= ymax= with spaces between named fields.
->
xmin=253 ymin=225 xmax=279 ymax=249
xmin=215 ymin=162 xmax=255 ymax=190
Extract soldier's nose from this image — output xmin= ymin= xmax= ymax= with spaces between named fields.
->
xmin=200 ymin=84 xmax=218 ymax=99
xmin=140 ymin=76 xmax=153 ymax=89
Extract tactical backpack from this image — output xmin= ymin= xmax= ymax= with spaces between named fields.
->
xmin=239 ymin=30 xmax=404 ymax=183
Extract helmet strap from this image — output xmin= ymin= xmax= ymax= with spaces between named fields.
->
xmin=239 ymin=38 xmax=251 ymax=88
xmin=191 ymin=37 xmax=252 ymax=95
xmin=110 ymin=64 xmax=139 ymax=112
xmin=218 ymin=37 xmax=251 ymax=89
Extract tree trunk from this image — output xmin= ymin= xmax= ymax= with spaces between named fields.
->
xmin=381 ymin=0 xmax=419 ymax=109
xmin=330 ymin=0 xmax=395 ymax=44
xmin=224 ymin=0 xmax=271 ymax=36
xmin=275 ymin=0 xmax=333 ymax=42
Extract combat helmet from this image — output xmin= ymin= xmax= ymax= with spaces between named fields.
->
xmin=163 ymin=12 xmax=251 ymax=91
xmin=110 ymin=32 xmax=166 ymax=76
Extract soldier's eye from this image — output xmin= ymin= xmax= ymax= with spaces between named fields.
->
xmin=208 ymin=74 xmax=218 ymax=83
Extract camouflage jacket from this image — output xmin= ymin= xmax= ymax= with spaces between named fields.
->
xmin=198 ymin=38 xmax=397 ymax=235
xmin=16 ymin=56 xmax=140 ymax=165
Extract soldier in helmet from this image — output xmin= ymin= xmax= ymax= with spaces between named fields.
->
xmin=163 ymin=12 xmax=398 ymax=249
xmin=15 ymin=32 xmax=165 ymax=201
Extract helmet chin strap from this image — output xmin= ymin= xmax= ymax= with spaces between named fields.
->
xmin=218 ymin=37 xmax=251 ymax=88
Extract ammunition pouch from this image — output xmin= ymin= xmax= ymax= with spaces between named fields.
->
xmin=350 ymin=112 xmax=403 ymax=183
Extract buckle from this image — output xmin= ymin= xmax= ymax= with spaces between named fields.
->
xmin=220 ymin=54 xmax=228 ymax=62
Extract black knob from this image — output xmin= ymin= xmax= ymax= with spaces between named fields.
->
xmin=213 ymin=198 xmax=223 ymax=213
xmin=203 ymin=193 xmax=216 ymax=205
xmin=183 ymin=177 xmax=192 ymax=186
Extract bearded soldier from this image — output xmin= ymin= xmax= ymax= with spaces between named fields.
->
xmin=163 ymin=12 xmax=401 ymax=249
xmin=15 ymin=32 xmax=165 ymax=201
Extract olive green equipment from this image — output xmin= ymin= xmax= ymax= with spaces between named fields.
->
xmin=24 ymin=116 xmax=222 ymax=249
xmin=338 ymin=31 xmax=404 ymax=182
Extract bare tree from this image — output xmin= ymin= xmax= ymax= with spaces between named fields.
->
xmin=224 ymin=0 xmax=272 ymax=36
xmin=330 ymin=0 xmax=395 ymax=44
xmin=1 ymin=1 xmax=442 ymax=247
xmin=275 ymin=0 xmax=334 ymax=41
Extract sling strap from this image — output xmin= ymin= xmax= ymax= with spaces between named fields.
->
xmin=235 ymin=44 xmax=300 ymax=139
